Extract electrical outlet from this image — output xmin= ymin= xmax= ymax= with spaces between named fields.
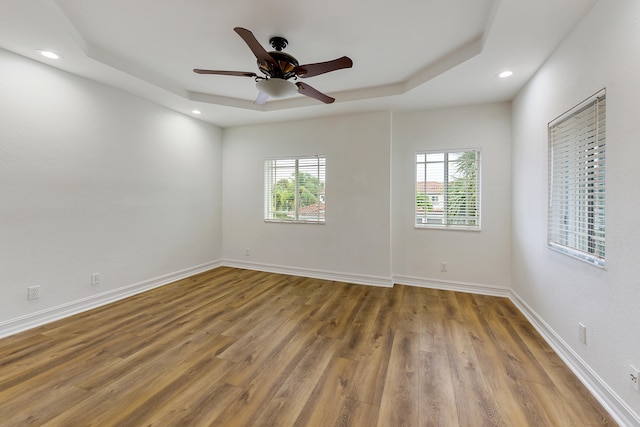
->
xmin=440 ymin=261 xmax=448 ymax=272
xmin=244 ymin=248 xmax=250 ymax=256
xmin=91 ymin=273 xmax=101 ymax=285
xmin=630 ymin=365 xmax=640 ymax=392
xmin=27 ymin=286 xmax=40 ymax=300
xmin=578 ymin=323 xmax=587 ymax=345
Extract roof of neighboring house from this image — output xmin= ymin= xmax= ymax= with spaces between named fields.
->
xmin=417 ymin=181 xmax=444 ymax=194
xmin=298 ymin=203 xmax=325 ymax=215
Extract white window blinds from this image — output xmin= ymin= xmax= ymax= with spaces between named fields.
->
xmin=416 ymin=150 xmax=480 ymax=229
xmin=548 ymin=90 xmax=606 ymax=266
xmin=264 ymin=156 xmax=326 ymax=223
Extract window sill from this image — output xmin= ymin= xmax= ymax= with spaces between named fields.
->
xmin=265 ymin=219 xmax=325 ymax=225
xmin=548 ymin=243 xmax=605 ymax=268
xmin=415 ymin=224 xmax=481 ymax=232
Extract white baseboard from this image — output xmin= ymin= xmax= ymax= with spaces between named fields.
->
xmin=0 ymin=259 xmax=223 ymax=339
xmin=223 ymin=259 xmax=393 ymax=288
xmin=393 ymin=274 xmax=511 ymax=297
xmin=510 ymin=291 xmax=640 ymax=427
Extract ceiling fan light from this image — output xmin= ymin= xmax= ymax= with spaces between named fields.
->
xmin=256 ymin=78 xmax=298 ymax=98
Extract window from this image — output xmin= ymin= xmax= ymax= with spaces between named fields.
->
xmin=548 ymin=90 xmax=606 ymax=266
xmin=265 ymin=156 xmax=326 ymax=223
xmin=416 ymin=149 xmax=480 ymax=229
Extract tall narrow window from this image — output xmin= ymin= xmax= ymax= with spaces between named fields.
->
xmin=265 ymin=156 xmax=326 ymax=223
xmin=548 ymin=90 xmax=606 ymax=266
xmin=416 ymin=149 xmax=480 ymax=229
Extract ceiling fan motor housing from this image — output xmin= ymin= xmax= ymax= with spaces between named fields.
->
xmin=258 ymin=51 xmax=299 ymax=80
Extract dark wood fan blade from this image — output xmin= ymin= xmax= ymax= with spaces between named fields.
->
xmin=234 ymin=27 xmax=278 ymax=68
xmin=296 ymin=82 xmax=335 ymax=104
xmin=295 ymin=56 xmax=353 ymax=78
xmin=193 ymin=69 xmax=258 ymax=78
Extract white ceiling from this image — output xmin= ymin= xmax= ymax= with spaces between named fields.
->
xmin=0 ymin=0 xmax=597 ymax=128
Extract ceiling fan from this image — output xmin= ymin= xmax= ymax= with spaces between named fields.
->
xmin=194 ymin=27 xmax=353 ymax=105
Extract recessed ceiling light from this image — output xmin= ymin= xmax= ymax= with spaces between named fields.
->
xmin=37 ymin=50 xmax=62 ymax=60
xmin=192 ymin=110 xmax=202 ymax=115
xmin=498 ymin=70 xmax=513 ymax=78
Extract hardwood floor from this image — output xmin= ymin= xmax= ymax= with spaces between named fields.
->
xmin=0 ymin=267 xmax=617 ymax=426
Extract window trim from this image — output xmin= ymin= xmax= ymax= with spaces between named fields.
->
xmin=415 ymin=148 xmax=481 ymax=231
xmin=264 ymin=155 xmax=326 ymax=224
xmin=547 ymin=89 xmax=606 ymax=268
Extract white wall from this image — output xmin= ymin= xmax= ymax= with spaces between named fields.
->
xmin=512 ymin=0 xmax=640 ymax=422
xmin=0 ymin=49 xmax=223 ymax=330
xmin=222 ymin=112 xmax=392 ymax=285
xmin=392 ymin=103 xmax=512 ymax=292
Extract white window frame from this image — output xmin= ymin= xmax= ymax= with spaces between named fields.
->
xmin=264 ymin=155 xmax=326 ymax=224
xmin=548 ymin=89 xmax=606 ymax=267
xmin=415 ymin=149 xmax=481 ymax=230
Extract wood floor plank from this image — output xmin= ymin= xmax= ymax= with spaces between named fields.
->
xmin=212 ymin=329 xmax=332 ymax=426
xmin=302 ymin=277 xmax=340 ymax=307
xmin=43 ymin=330 xmax=235 ymax=426
xmin=519 ymin=379 xmax=583 ymax=426
xmin=335 ymin=398 xmax=380 ymax=427
xmin=0 ymin=332 xmax=54 ymax=362
xmin=73 ymin=319 xmax=232 ymax=394
xmin=99 ymin=335 xmax=237 ymax=426
xmin=336 ymin=291 xmax=382 ymax=361
xmin=376 ymin=328 xmax=421 ymax=427
xmin=444 ymin=319 xmax=507 ymax=426
xmin=0 ymin=268 xmax=618 ymax=426
xmin=219 ymin=280 xmax=296 ymax=337
xmin=456 ymin=292 xmax=504 ymax=360
xmin=259 ymin=336 xmax=342 ymax=427
xmin=348 ymin=288 xmax=397 ymax=406
xmin=219 ymin=302 xmax=321 ymax=387
xmin=440 ymin=288 xmax=464 ymax=322
xmin=397 ymin=284 xmax=424 ymax=333
xmin=419 ymin=350 xmax=460 ymax=426
xmin=512 ymin=319 xmax=617 ymax=425
xmin=317 ymin=284 xmax=368 ymax=339
xmin=312 ymin=282 xmax=358 ymax=322
xmin=5 ymin=385 xmax=88 ymax=426
xmin=215 ymin=295 xmax=307 ymax=365
xmin=475 ymin=354 xmax=548 ymax=426
xmin=347 ymin=326 xmax=394 ymax=408
xmin=479 ymin=301 xmax=554 ymax=385
xmin=293 ymin=357 xmax=358 ymax=427
xmin=419 ymin=288 xmax=449 ymax=355
xmin=420 ymin=314 xmax=448 ymax=355
xmin=144 ymin=379 xmax=242 ymax=427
